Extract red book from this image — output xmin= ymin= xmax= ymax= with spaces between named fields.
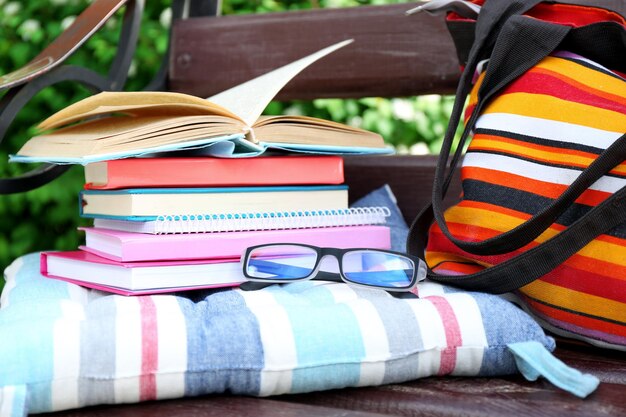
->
xmin=84 ymin=155 xmax=344 ymax=189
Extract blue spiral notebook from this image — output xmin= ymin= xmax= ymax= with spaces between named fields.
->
xmin=92 ymin=206 xmax=391 ymax=234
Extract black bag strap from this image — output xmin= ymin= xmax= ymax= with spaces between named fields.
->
xmin=435 ymin=16 xmax=579 ymax=255
xmin=420 ymin=159 xmax=626 ymax=294
xmin=407 ymin=13 xmax=571 ymax=257
xmin=407 ymin=1 xmax=626 ymax=293
xmin=433 ymin=0 xmax=546 ymax=203
xmin=424 ymin=1 xmax=626 ymax=255
xmin=437 ymin=0 xmax=544 ymax=160
xmin=416 ymin=0 xmax=553 ymax=254
xmin=438 ymin=29 xmax=626 ymax=256
xmin=414 ymin=1 xmax=626 ymax=258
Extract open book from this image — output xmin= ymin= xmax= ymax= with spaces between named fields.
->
xmin=11 ymin=40 xmax=392 ymax=164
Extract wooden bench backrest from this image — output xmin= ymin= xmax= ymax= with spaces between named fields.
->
xmin=168 ymin=2 xmax=459 ymax=100
xmin=166 ymin=2 xmax=462 ymax=220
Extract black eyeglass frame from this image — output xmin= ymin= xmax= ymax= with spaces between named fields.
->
xmin=240 ymin=243 xmax=427 ymax=293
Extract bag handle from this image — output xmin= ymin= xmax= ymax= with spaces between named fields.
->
xmin=434 ymin=0 xmax=547 ymax=198
xmin=407 ymin=3 xmax=626 ymax=292
xmin=434 ymin=21 xmax=626 ymax=256
xmin=419 ymin=0 xmax=569 ymax=255
xmin=416 ymin=1 xmax=626 ymax=257
xmin=408 ymin=13 xmax=572 ymax=257
xmin=415 ymin=158 xmax=626 ymax=294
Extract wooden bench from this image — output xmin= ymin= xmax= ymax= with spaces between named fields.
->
xmin=3 ymin=1 xmax=625 ymax=415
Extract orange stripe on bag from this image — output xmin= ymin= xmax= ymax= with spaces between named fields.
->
xmin=534 ymin=58 xmax=626 ymax=103
xmin=461 ymin=166 xmax=613 ymax=206
xmin=537 ymin=264 xmax=626 ymax=302
xmin=506 ymin=70 xmax=626 ymax=113
xmin=468 ymin=135 xmax=626 ymax=174
xmin=521 ymin=295 xmax=626 ymax=338
xmin=522 ymin=280 xmax=626 ymax=323
xmin=439 ymin=207 xmax=626 ymax=266
xmin=531 ymin=65 xmax=626 ymax=107
xmin=484 ymin=92 xmax=626 ymax=132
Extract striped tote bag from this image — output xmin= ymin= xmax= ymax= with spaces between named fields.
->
xmin=408 ymin=0 xmax=626 ymax=349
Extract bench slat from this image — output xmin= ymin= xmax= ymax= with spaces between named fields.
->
xmin=282 ymin=375 xmax=626 ymax=417
xmin=41 ymin=342 xmax=626 ymax=417
xmin=169 ymin=2 xmax=460 ymax=100
xmin=344 ymin=155 xmax=461 ymax=221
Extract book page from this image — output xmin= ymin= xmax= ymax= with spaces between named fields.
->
xmin=37 ymin=40 xmax=352 ymax=132
xmin=18 ymin=115 xmax=241 ymax=157
xmin=254 ymin=117 xmax=385 ymax=149
xmin=208 ymin=39 xmax=353 ymax=127
xmin=38 ymin=91 xmax=239 ymax=131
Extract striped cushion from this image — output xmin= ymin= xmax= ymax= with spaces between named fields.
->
xmin=426 ymin=51 xmax=626 ymax=349
xmin=0 ymin=252 xmax=555 ymax=414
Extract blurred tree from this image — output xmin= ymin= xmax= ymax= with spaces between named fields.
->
xmin=0 ymin=0 xmax=460 ymax=282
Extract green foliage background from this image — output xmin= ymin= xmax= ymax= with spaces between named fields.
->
xmin=0 ymin=0 xmax=458 ymax=280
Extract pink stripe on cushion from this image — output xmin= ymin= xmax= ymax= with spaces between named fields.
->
xmin=428 ymin=296 xmax=462 ymax=375
xmin=139 ymin=296 xmax=158 ymax=401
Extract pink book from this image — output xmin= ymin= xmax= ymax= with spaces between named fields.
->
xmin=41 ymin=251 xmax=245 ymax=295
xmin=79 ymin=225 xmax=391 ymax=262
xmin=45 ymin=276 xmax=237 ymax=296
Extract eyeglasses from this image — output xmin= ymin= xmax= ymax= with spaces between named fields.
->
xmin=239 ymin=244 xmax=427 ymax=295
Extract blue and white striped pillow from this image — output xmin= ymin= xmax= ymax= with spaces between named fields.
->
xmin=0 ymin=250 xmax=557 ymax=415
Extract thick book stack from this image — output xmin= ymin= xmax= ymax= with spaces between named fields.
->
xmin=42 ymin=155 xmax=392 ymax=295
xmin=31 ymin=41 xmax=392 ymax=295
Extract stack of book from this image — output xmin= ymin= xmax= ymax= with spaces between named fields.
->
xmin=17 ymin=40 xmax=394 ymax=295
xmin=41 ymin=155 xmax=392 ymax=295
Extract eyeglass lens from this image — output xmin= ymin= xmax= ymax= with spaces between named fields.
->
xmin=342 ymin=250 xmax=414 ymax=288
xmin=246 ymin=245 xmax=318 ymax=280
xmin=245 ymin=245 xmax=416 ymax=289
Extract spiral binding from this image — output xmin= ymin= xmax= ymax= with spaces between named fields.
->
xmin=151 ymin=207 xmax=391 ymax=234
